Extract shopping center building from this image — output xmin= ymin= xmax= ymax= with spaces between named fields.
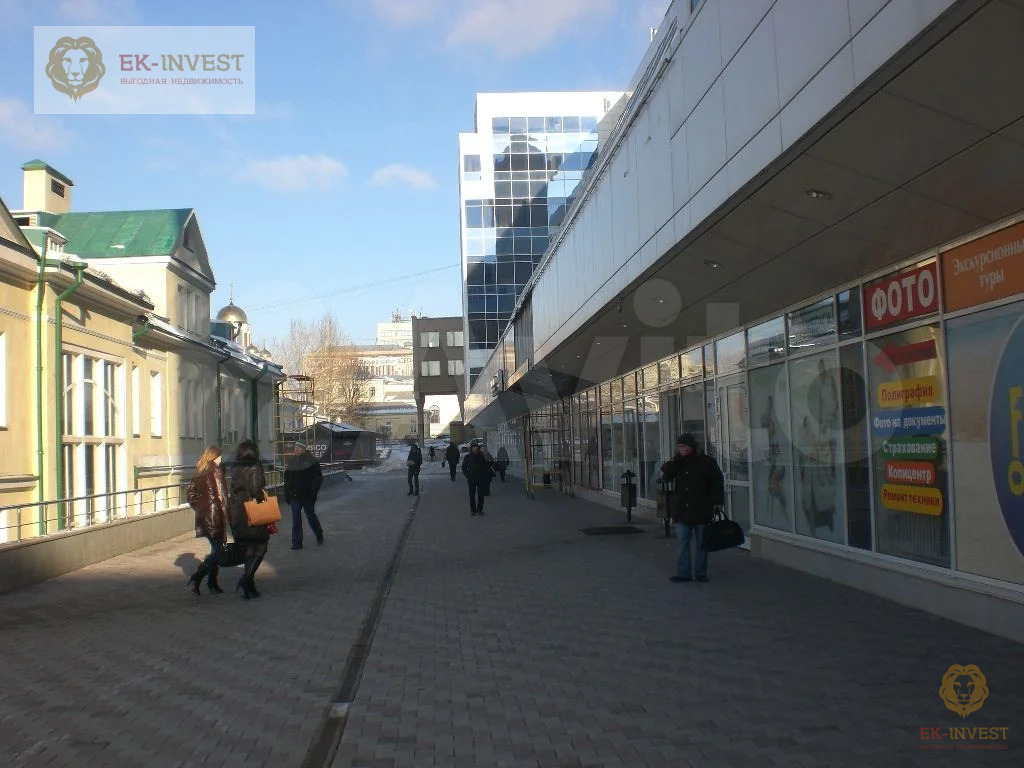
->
xmin=463 ymin=0 xmax=1024 ymax=641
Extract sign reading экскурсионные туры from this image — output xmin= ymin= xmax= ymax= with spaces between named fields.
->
xmin=33 ymin=26 xmax=254 ymax=115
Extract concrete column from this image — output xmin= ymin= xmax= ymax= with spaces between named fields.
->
xmin=416 ymin=394 xmax=426 ymax=448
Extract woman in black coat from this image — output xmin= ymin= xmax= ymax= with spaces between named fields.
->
xmin=228 ymin=440 xmax=271 ymax=599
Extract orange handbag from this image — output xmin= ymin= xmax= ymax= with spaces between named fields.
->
xmin=243 ymin=490 xmax=282 ymax=526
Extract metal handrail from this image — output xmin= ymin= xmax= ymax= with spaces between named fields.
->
xmin=0 ymin=462 xmax=352 ymax=545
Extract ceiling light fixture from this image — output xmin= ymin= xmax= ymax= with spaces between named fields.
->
xmin=806 ymin=189 xmax=832 ymax=201
xmin=704 ymin=259 xmax=722 ymax=269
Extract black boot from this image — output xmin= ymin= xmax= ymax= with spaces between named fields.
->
xmin=248 ymin=554 xmax=264 ymax=597
xmin=207 ymin=564 xmax=223 ymax=594
xmin=235 ymin=576 xmax=255 ymax=599
xmin=187 ymin=562 xmax=208 ymax=595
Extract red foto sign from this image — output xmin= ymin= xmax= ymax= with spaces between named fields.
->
xmin=864 ymin=262 xmax=939 ymax=331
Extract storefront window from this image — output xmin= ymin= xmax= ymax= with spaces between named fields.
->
xmin=749 ymin=363 xmax=792 ymax=531
xmin=600 ymin=404 xmax=613 ymax=491
xmin=623 ymin=399 xmax=639 ymax=489
xmin=681 ymin=382 xmax=706 ymax=450
xmin=641 ymin=364 xmax=658 ymax=392
xmin=703 ymin=344 xmax=715 ymax=378
xmin=789 ymin=350 xmax=845 ymax=543
xmin=715 ymin=332 xmax=745 ymax=375
xmin=866 ymin=324 xmax=949 ymax=567
xmin=659 ymin=355 xmax=679 ymax=386
xmin=682 ymin=348 xmax=703 ymax=380
xmin=840 ymin=344 xmax=872 ymax=550
xmin=787 ymin=297 xmax=836 ymax=353
xmin=838 ymin=287 xmax=862 ymax=340
xmin=747 ymin=317 xmax=786 ymax=367
xmin=640 ymin=394 xmax=661 ymax=500
xmin=946 ymin=303 xmax=1024 ymax=586
xmin=611 ymin=401 xmax=624 ymax=492
xmin=623 ymin=372 xmax=637 ymax=400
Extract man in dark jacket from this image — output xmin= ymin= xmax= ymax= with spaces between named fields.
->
xmin=444 ymin=442 xmax=460 ymax=482
xmin=462 ymin=442 xmax=491 ymax=516
xmin=660 ymin=433 xmax=724 ymax=583
xmin=284 ymin=442 xmax=324 ymax=550
xmin=407 ymin=443 xmax=423 ymax=496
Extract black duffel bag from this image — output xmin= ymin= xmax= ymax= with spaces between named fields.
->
xmin=216 ymin=541 xmax=246 ymax=567
xmin=701 ymin=508 xmax=745 ymax=552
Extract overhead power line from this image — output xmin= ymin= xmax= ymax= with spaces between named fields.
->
xmin=248 ymin=264 xmax=460 ymax=311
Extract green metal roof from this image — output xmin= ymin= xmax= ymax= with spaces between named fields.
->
xmin=21 ymin=159 xmax=74 ymax=187
xmin=51 ymin=209 xmax=192 ymax=258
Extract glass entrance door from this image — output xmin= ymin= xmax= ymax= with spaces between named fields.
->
xmin=717 ymin=376 xmax=751 ymax=532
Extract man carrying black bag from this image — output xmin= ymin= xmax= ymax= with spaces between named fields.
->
xmin=660 ymin=433 xmax=725 ymax=583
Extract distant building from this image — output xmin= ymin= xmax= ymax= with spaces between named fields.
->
xmin=375 ymin=319 xmax=413 ymax=348
xmin=412 ymin=316 xmax=465 ymax=441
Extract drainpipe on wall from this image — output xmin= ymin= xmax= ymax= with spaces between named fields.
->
xmin=53 ymin=261 xmax=88 ymax=527
xmin=215 ymin=352 xmax=231 ymax=448
xmin=250 ymin=364 xmax=268 ymax=447
xmin=132 ymin=317 xmax=152 ymax=344
xmin=34 ymin=241 xmax=54 ymax=535
xmin=130 ymin=318 xmax=151 ymax=491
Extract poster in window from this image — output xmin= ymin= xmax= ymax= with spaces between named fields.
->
xmin=749 ymin=364 xmax=792 ymax=532
xmin=866 ymin=324 xmax=949 ymax=567
xmin=788 ymin=351 xmax=845 ymax=543
xmin=947 ymin=302 xmax=1024 ymax=585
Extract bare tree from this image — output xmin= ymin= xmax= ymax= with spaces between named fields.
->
xmin=268 ymin=312 xmax=370 ymax=424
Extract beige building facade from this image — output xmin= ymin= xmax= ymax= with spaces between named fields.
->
xmin=0 ymin=161 xmax=282 ymax=543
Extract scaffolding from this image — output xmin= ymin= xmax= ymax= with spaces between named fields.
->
xmin=523 ymin=401 xmax=573 ymax=499
xmin=274 ymin=374 xmax=316 ymax=469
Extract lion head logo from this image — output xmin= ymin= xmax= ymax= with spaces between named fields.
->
xmin=46 ymin=36 xmax=105 ymax=101
xmin=939 ymin=665 xmax=989 ymax=719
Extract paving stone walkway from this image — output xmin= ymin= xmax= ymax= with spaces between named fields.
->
xmin=1 ymin=459 xmax=1022 ymax=768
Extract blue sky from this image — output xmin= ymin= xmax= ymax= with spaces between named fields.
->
xmin=0 ymin=0 xmax=668 ymax=347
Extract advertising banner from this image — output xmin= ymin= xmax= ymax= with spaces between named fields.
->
xmin=946 ymin=302 xmax=1024 ymax=585
xmin=941 ymin=220 xmax=1024 ymax=312
xmin=863 ymin=261 xmax=939 ymax=331
xmin=866 ymin=324 xmax=949 ymax=566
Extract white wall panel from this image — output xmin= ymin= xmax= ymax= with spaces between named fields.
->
xmin=851 ymin=0 xmax=955 ymax=84
xmin=680 ymin=0 xmax=723 ymax=121
xmin=667 ymin=56 xmax=687 ymax=137
xmin=726 ymin=116 xmax=782 ymax=196
xmin=781 ymin=42 xmax=855 ymax=149
xmin=722 ymin=13 xmax=780 ymax=157
xmin=670 ymin=124 xmax=690 ymax=211
xmin=624 ymin=130 xmax=642 ymax=258
xmin=689 ymin=168 xmax=730 ymax=230
xmin=718 ymin=0 xmax=774 ymax=65
xmin=849 ymin=0 xmax=891 ymax=35
xmin=774 ymin=0 xmax=851 ymax=106
xmin=647 ymin=87 xmax=675 ymax=242
xmin=686 ymin=80 xmax=728 ymax=193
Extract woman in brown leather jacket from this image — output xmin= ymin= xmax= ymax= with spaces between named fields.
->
xmin=186 ymin=446 xmax=229 ymax=594
xmin=228 ymin=440 xmax=271 ymax=599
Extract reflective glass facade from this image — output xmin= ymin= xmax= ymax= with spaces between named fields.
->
xmin=459 ymin=94 xmax=619 ymax=386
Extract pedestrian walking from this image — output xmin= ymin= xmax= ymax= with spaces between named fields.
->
xmin=444 ymin=441 xmax=460 ymax=482
xmin=228 ymin=441 xmax=272 ymax=599
xmin=482 ymin=446 xmax=496 ymax=497
xmin=660 ymin=433 xmax=725 ymax=583
xmin=407 ymin=442 xmax=423 ymax=496
xmin=284 ymin=442 xmax=324 ymax=550
xmin=429 ymin=446 xmax=436 ymax=462
xmin=185 ymin=445 xmax=229 ymax=595
xmin=463 ymin=442 xmax=490 ymax=516
xmin=495 ymin=446 xmax=509 ymax=482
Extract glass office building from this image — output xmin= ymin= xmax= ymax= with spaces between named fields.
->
xmin=458 ymin=92 xmax=622 ymax=386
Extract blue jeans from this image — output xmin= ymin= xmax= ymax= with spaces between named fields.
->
xmin=675 ymin=523 xmax=707 ymax=580
xmin=290 ymin=499 xmax=323 ymax=547
xmin=202 ymin=535 xmax=222 ymax=571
